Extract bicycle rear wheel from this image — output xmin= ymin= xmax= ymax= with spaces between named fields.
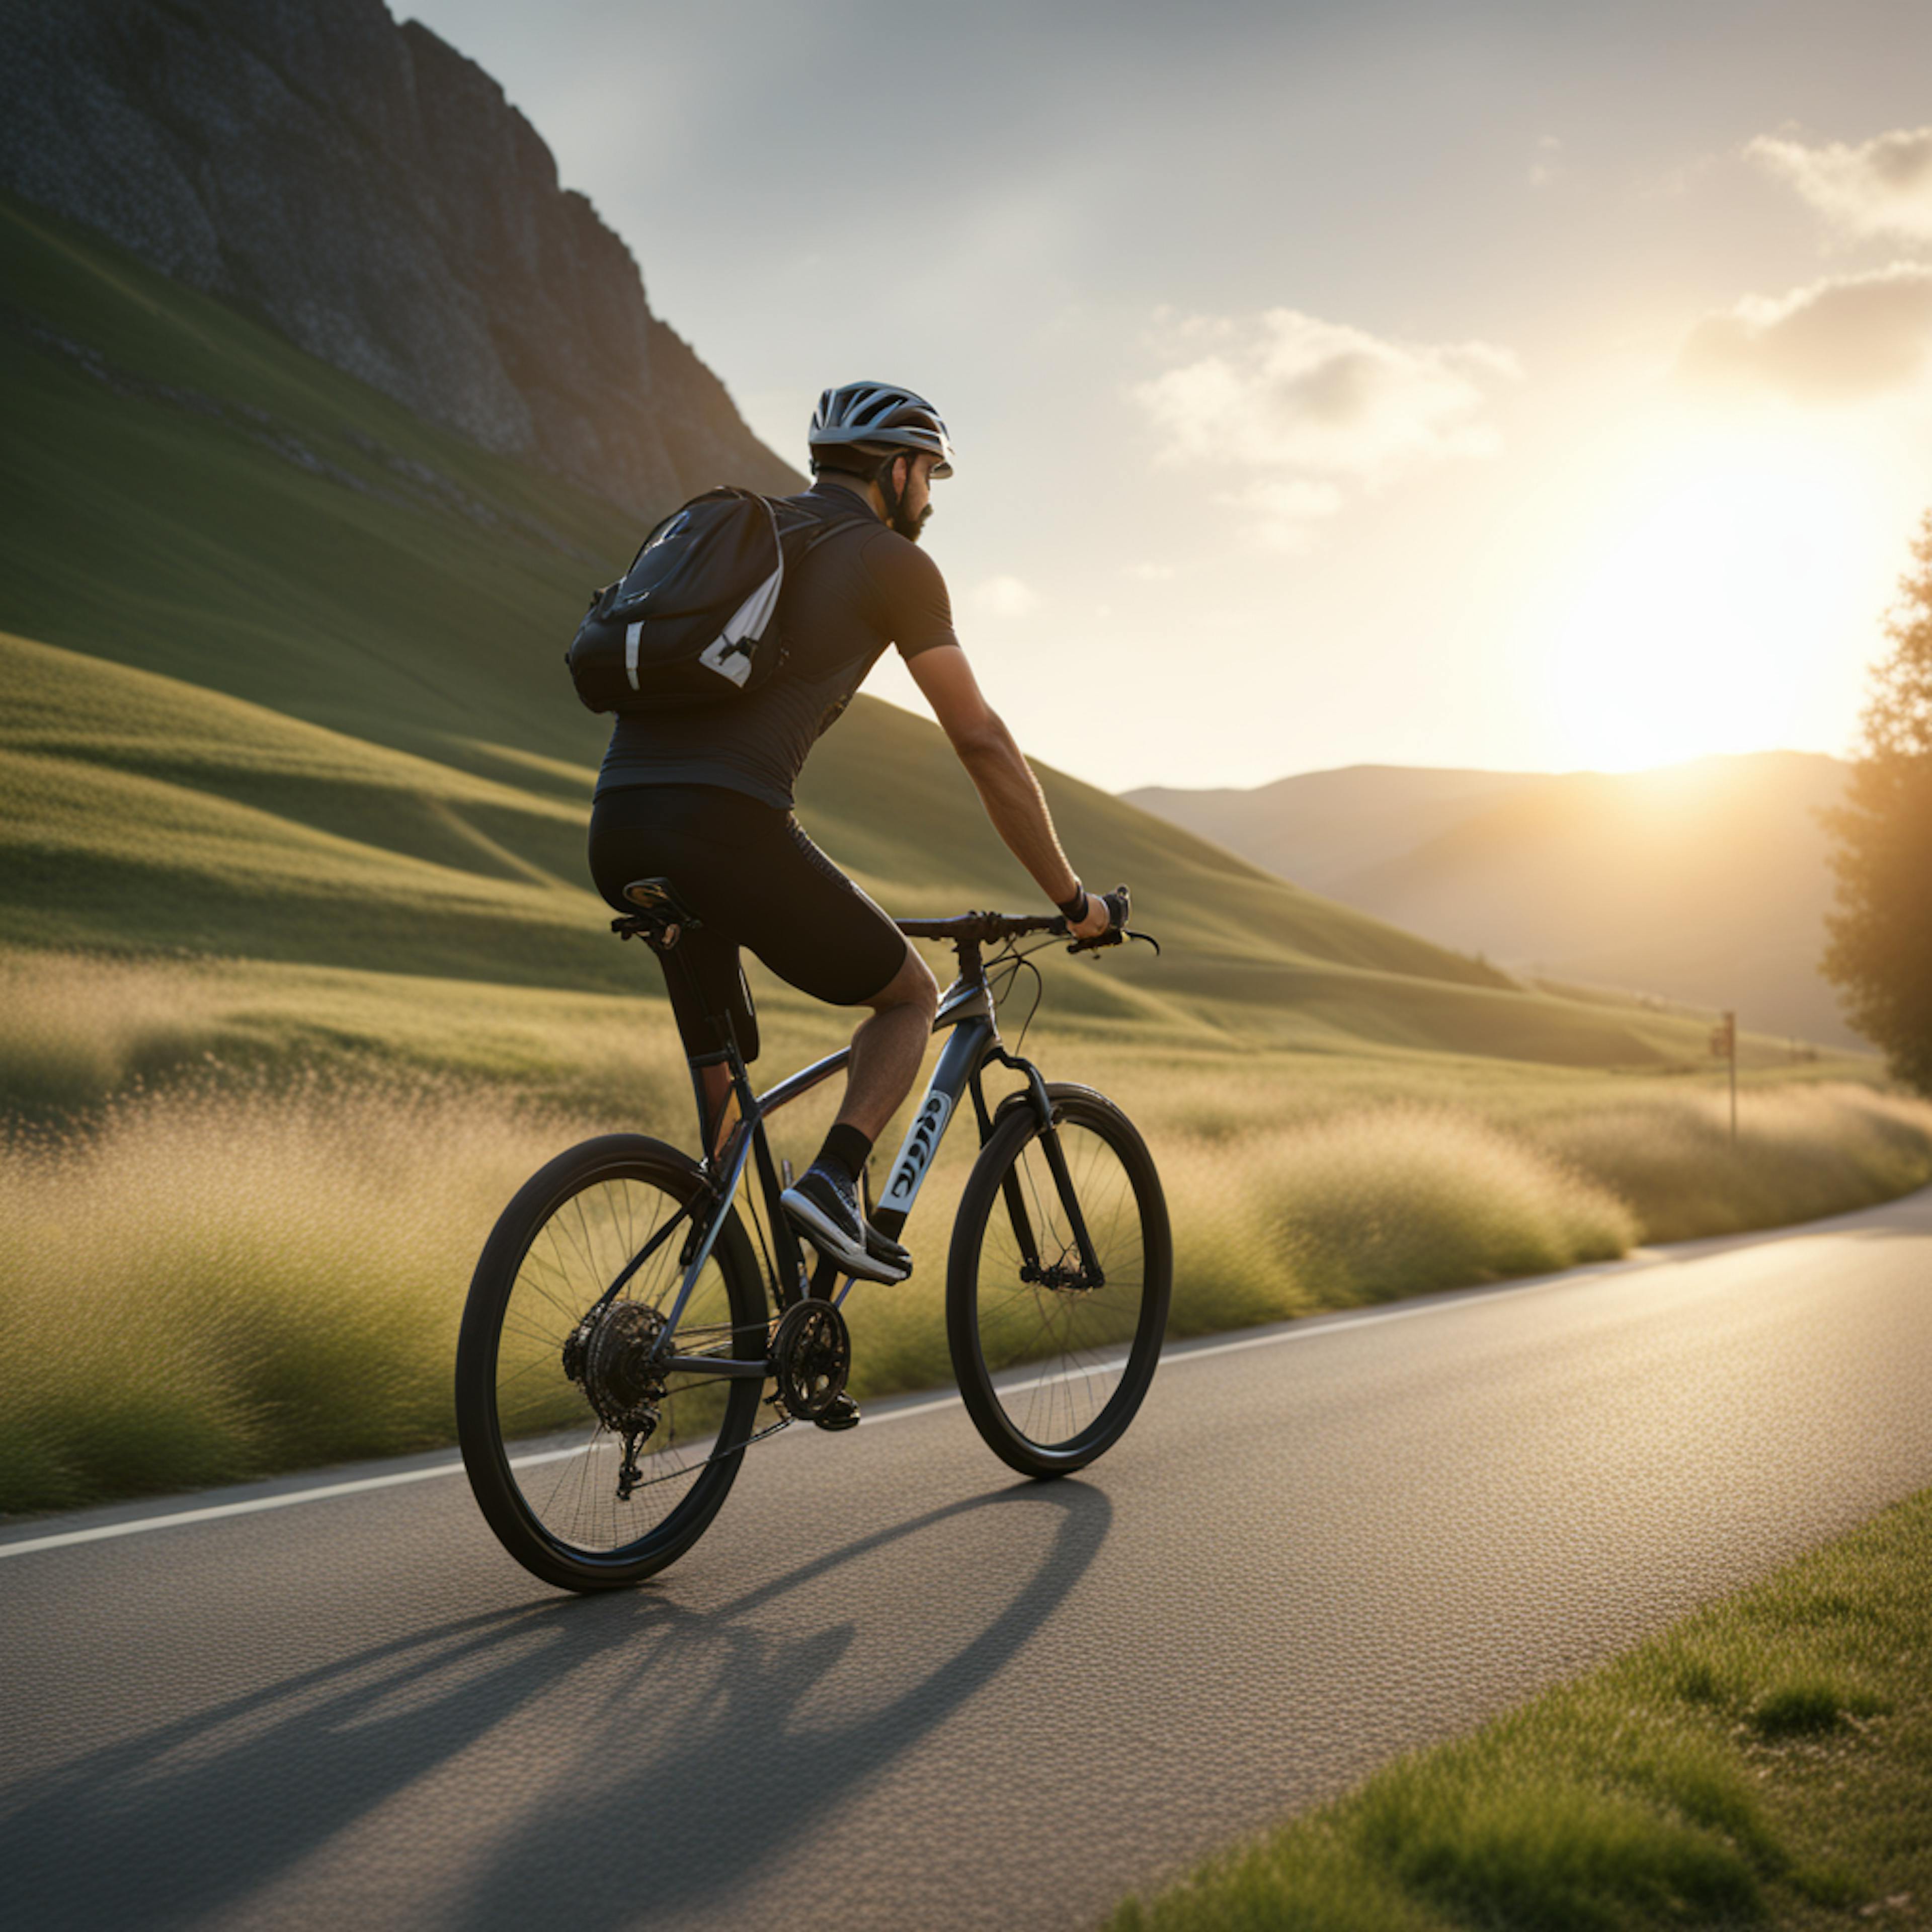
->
xmin=946 ymin=1084 xmax=1170 ymax=1478
xmin=456 ymin=1134 xmax=767 ymax=1590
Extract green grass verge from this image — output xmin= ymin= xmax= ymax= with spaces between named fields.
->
xmin=1108 ymin=1489 xmax=1932 ymax=1930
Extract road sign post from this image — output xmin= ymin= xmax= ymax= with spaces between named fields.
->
xmin=1710 ymin=1010 xmax=1737 ymax=1145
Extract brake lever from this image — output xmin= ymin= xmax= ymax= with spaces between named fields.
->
xmin=1066 ymin=926 xmax=1161 ymax=958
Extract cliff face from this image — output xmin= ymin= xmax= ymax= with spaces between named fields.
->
xmin=0 ymin=0 xmax=799 ymax=515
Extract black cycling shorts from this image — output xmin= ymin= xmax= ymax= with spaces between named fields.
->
xmin=587 ymin=783 xmax=907 ymax=1063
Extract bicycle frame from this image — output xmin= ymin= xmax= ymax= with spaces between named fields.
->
xmin=635 ymin=954 xmax=1091 ymax=1382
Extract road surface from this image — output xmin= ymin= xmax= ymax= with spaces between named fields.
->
xmin=4 ymin=1186 xmax=1930 ymax=1930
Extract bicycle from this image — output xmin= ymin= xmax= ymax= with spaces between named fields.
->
xmin=455 ymin=881 xmax=1171 ymax=1592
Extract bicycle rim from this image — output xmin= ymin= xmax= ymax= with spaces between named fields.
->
xmin=948 ymin=1088 xmax=1170 ymax=1475
xmin=458 ymin=1136 xmax=766 ymax=1586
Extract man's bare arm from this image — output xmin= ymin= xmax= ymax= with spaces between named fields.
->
xmin=907 ymin=645 xmax=1111 ymax=938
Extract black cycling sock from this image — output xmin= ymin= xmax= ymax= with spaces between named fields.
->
xmin=815 ymin=1122 xmax=874 ymax=1188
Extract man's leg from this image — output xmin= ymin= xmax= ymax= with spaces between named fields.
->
xmin=659 ymin=929 xmax=759 ymax=1159
xmin=780 ymin=940 xmax=937 ymax=1288
xmin=723 ymin=815 xmax=935 ymax=1284
xmin=693 ymin=941 xmax=933 ymax=1159
xmin=795 ymin=941 xmax=936 ymax=1262
xmin=834 ymin=939 xmax=939 ymax=1142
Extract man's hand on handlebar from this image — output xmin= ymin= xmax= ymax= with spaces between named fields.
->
xmin=1069 ymin=891 xmax=1113 ymax=942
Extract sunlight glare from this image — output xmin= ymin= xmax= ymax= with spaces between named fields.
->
xmin=1539 ymin=423 xmax=1881 ymax=771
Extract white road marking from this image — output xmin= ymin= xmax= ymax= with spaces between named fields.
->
xmin=0 ymin=1246 xmax=1684 ymax=1561
xmin=0 ymin=1443 xmax=588 ymax=1561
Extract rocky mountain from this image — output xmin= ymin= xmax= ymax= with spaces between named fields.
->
xmin=0 ymin=0 xmax=797 ymax=516
xmin=1128 ymin=752 xmax=1862 ymax=1049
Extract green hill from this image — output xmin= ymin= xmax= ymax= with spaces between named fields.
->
xmin=0 ymin=189 xmax=1759 ymax=1094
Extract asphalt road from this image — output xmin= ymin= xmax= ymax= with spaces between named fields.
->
xmin=6 ymin=1187 xmax=1931 ymax=1931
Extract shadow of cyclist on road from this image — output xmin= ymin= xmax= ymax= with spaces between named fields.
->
xmin=0 ymin=1480 xmax=1112 ymax=1929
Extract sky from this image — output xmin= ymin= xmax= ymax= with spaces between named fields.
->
xmin=410 ymin=0 xmax=1932 ymax=792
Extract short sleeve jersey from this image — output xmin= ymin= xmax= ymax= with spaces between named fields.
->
xmin=595 ymin=480 xmax=960 ymax=809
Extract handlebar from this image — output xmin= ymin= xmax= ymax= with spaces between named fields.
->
xmin=896 ymin=886 xmax=1159 ymax=957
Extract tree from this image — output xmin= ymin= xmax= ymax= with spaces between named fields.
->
xmin=1822 ymin=510 xmax=1932 ymax=1094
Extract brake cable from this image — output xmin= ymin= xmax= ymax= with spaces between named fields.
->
xmin=986 ymin=935 xmax=1053 ymax=1058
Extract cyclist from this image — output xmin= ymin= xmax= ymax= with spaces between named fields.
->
xmin=587 ymin=379 xmax=1112 ymax=1299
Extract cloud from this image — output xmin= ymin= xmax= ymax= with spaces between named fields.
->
xmin=1227 ymin=479 xmax=1347 ymax=552
xmin=969 ymin=574 xmax=1039 ymax=618
xmin=1748 ymin=126 xmax=1932 ymax=243
xmin=1680 ymin=263 xmax=1932 ymax=401
xmin=1124 ymin=561 xmax=1175 ymax=581
xmin=1132 ymin=308 xmax=1518 ymax=543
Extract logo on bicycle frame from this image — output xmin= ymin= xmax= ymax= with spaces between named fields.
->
xmin=881 ymin=1091 xmax=951 ymax=1212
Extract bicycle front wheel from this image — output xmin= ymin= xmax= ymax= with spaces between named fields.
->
xmin=456 ymin=1134 xmax=768 ymax=1591
xmin=947 ymin=1084 xmax=1171 ymax=1478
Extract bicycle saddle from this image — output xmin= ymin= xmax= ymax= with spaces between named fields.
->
xmin=614 ymin=876 xmax=702 ymax=950
xmin=622 ymin=877 xmax=700 ymax=921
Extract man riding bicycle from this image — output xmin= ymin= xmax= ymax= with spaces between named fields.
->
xmin=587 ymin=379 xmax=1113 ymax=1304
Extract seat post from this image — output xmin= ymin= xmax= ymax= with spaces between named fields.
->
xmin=613 ymin=876 xmax=753 ymax=1156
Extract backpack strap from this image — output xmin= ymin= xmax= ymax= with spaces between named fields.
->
xmin=773 ymin=494 xmax=875 ymax=557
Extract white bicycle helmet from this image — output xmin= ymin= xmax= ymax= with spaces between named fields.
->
xmin=809 ymin=381 xmax=955 ymax=477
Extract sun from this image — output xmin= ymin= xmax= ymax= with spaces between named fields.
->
xmin=1536 ymin=419 xmax=1885 ymax=772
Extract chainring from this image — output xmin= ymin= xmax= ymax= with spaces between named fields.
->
xmin=770 ymin=1298 xmax=851 ymax=1422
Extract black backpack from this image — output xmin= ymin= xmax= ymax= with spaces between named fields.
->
xmin=565 ymin=486 xmax=866 ymax=714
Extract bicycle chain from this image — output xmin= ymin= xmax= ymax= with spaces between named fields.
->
xmin=607 ymin=1408 xmax=793 ymax=1499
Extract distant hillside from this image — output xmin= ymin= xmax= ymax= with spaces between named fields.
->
xmin=0 ymin=192 xmax=1754 ymax=1079
xmin=1129 ymin=768 xmax=1547 ymax=892
xmin=1128 ymin=754 xmax=1858 ymax=1049
xmin=0 ymin=0 xmax=796 ymax=516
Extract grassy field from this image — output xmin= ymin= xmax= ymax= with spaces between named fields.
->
xmin=6 ymin=187 xmax=1930 ymax=1518
xmin=6 ymin=964 xmax=1927 ymax=1514
xmin=1107 ymin=1485 xmax=1932 ymax=1930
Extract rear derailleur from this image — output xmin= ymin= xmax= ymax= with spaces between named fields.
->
xmin=562 ymin=1300 xmax=667 ymax=1501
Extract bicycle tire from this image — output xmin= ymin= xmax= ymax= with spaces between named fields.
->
xmin=946 ymin=1084 xmax=1171 ymax=1478
xmin=456 ymin=1133 xmax=767 ymax=1590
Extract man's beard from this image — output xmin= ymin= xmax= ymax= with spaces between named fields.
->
xmin=891 ymin=501 xmax=933 ymax=544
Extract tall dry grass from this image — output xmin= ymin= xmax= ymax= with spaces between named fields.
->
xmin=1156 ymin=1107 xmax=1640 ymax=1336
xmin=0 ymin=949 xmax=231 ymax=1118
xmin=1521 ymin=1082 xmax=1932 ymax=1240
xmin=0 ymin=1078 xmax=563 ymax=1512
xmin=827 ymin=1082 xmax=1932 ymax=1401
xmin=0 ymin=945 xmax=707 ymax=1131
xmin=4 ymin=1065 xmax=1930 ymax=1517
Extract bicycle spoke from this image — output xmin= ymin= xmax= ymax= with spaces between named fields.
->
xmin=487 ymin=1172 xmax=755 ymax=1553
xmin=951 ymin=1095 xmax=1168 ymax=1472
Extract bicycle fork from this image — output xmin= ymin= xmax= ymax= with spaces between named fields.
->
xmin=992 ymin=1055 xmax=1105 ymax=1289
xmin=905 ymin=1035 xmax=1105 ymax=1292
